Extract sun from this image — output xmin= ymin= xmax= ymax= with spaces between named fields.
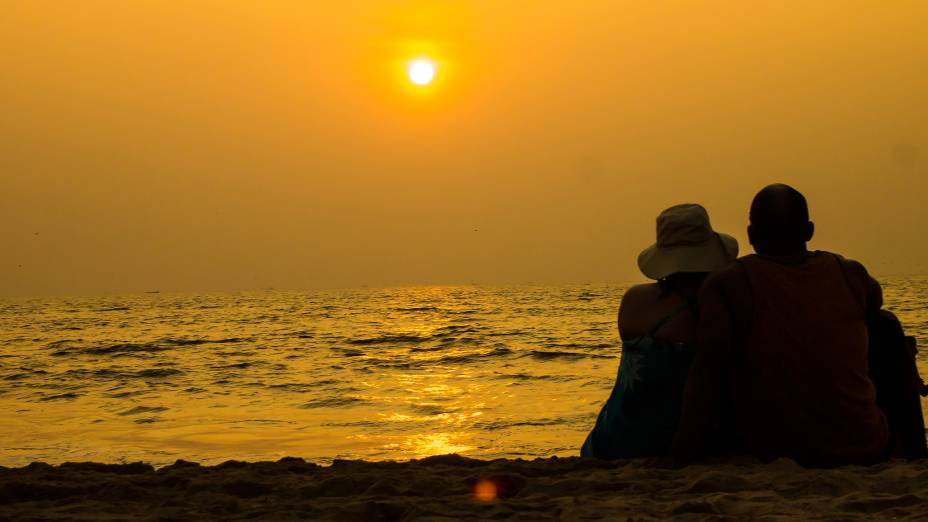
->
xmin=407 ymin=59 xmax=436 ymax=86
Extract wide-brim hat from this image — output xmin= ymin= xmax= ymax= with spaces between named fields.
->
xmin=637 ymin=203 xmax=739 ymax=280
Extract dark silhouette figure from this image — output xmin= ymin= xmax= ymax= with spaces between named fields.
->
xmin=867 ymin=311 xmax=928 ymax=460
xmin=582 ymin=204 xmax=738 ymax=458
xmin=673 ymin=184 xmax=926 ymax=467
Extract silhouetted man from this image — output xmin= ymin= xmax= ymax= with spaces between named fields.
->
xmin=673 ymin=184 xmax=891 ymax=467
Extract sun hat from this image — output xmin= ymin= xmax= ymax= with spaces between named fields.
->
xmin=637 ymin=203 xmax=739 ymax=280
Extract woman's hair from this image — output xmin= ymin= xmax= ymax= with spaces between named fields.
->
xmin=657 ymin=272 xmax=709 ymax=298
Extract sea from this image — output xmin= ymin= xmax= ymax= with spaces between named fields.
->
xmin=2 ymin=278 xmax=926 ymax=467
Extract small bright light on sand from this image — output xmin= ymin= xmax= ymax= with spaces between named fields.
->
xmin=473 ymin=479 xmax=498 ymax=502
xmin=407 ymin=59 xmax=436 ymax=86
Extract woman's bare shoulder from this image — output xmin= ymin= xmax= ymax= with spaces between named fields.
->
xmin=619 ymin=283 xmax=662 ymax=336
xmin=621 ymin=283 xmax=662 ymax=303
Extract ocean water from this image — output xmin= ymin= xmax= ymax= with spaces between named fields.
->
xmin=1 ymin=278 xmax=926 ymax=467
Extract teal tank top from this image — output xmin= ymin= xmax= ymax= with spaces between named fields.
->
xmin=581 ymin=301 xmax=697 ymax=459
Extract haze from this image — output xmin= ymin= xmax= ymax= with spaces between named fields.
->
xmin=2 ymin=1 xmax=926 ymax=296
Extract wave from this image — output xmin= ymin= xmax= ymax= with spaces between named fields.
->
xmin=346 ymin=358 xmax=413 ymax=370
xmin=393 ymin=306 xmax=442 ymax=313
xmin=49 ymin=337 xmax=250 ymax=356
xmin=347 ymin=335 xmax=429 ymax=346
xmin=40 ymin=392 xmax=79 ymax=401
xmin=132 ymin=369 xmax=184 ymax=378
xmin=331 ymin=347 xmax=365 ymax=358
xmin=439 ymin=336 xmax=481 ymax=345
xmin=408 ymin=346 xmax=442 ymax=353
xmin=544 ymin=342 xmax=614 ymax=350
xmin=487 ymin=330 xmax=527 ymax=337
xmin=491 ymin=372 xmax=562 ymax=381
xmin=268 ymin=383 xmax=314 ymax=392
xmin=358 ymin=344 xmax=517 ymax=370
xmin=433 ymin=346 xmax=513 ymax=365
xmin=432 ymin=325 xmax=482 ymax=335
xmin=268 ymin=380 xmax=341 ymax=392
xmin=320 ymin=420 xmax=383 ymax=428
xmin=473 ymin=418 xmax=564 ymax=431
xmin=409 ymin=404 xmax=456 ymax=416
xmin=521 ymin=350 xmax=611 ymax=361
xmin=50 ymin=342 xmax=154 ymax=356
xmin=162 ymin=338 xmax=251 ymax=346
xmin=214 ymin=351 xmax=256 ymax=358
xmin=61 ymin=368 xmax=182 ymax=379
xmin=299 ymin=397 xmax=369 ymax=409
xmin=104 ymin=390 xmax=146 ymax=398
xmin=119 ymin=406 xmax=169 ymax=416
xmin=63 ymin=369 xmax=121 ymax=379
xmin=213 ymin=362 xmax=251 ymax=370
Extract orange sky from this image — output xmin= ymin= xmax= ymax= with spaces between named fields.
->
xmin=2 ymin=1 xmax=927 ymax=295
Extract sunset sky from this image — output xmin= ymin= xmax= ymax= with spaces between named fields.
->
xmin=2 ymin=1 xmax=926 ymax=295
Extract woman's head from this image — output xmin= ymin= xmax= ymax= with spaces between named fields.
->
xmin=637 ymin=203 xmax=738 ymax=280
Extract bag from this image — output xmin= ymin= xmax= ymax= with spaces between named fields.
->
xmin=868 ymin=311 xmax=928 ymax=460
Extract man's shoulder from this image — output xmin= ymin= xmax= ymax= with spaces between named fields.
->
xmin=829 ymin=252 xmax=870 ymax=275
xmin=821 ymin=251 xmax=876 ymax=286
xmin=821 ymin=251 xmax=882 ymax=311
xmin=702 ymin=260 xmax=748 ymax=292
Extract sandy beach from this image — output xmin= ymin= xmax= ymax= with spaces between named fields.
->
xmin=2 ymin=454 xmax=927 ymax=521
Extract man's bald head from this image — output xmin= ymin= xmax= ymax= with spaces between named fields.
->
xmin=748 ymin=184 xmax=814 ymax=255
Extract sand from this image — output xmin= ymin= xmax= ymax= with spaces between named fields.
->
xmin=1 ymin=454 xmax=927 ymax=521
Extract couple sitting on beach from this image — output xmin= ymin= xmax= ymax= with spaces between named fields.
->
xmin=582 ymin=183 xmax=927 ymax=467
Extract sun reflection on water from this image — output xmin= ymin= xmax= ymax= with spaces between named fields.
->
xmin=403 ymin=432 xmax=474 ymax=458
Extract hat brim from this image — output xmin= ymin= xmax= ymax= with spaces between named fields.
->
xmin=637 ymin=233 xmax=739 ymax=280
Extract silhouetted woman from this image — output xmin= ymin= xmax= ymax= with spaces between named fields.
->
xmin=582 ymin=203 xmax=738 ymax=459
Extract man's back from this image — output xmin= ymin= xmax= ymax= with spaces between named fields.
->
xmin=674 ymin=184 xmax=894 ymax=466
xmin=732 ymin=252 xmax=888 ymax=465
